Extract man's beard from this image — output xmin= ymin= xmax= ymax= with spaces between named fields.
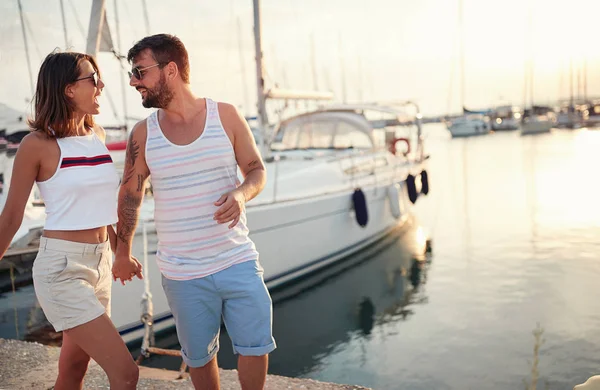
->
xmin=142 ymin=73 xmax=174 ymax=109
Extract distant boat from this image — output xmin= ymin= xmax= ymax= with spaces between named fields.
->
xmin=445 ymin=0 xmax=491 ymax=138
xmin=520 ymin=3 xmax=552 ymax=136
xmin=447 ymin=113 xmax=490 ymax=137
xmin=555 ymin=102 xmax=586 ymax=129
xmin=585 ymin=99 xmax=600 ymax=128
xmin=490 ymin=105 xmax=521 ymax=131
xmin=521 ymin=106 xmax=555 ymax=135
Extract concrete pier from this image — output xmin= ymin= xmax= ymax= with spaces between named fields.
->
xmin=0 ymin=339 xmax=370 ymax=389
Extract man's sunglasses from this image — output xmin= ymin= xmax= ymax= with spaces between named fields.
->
xmin=128 ymin=63 xmax=164 ymax=80
xmin=75 ymin=72 xmax=99 ymax=87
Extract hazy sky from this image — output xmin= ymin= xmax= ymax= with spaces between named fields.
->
xmin=1 ymin=0 xmax=598 ymax=123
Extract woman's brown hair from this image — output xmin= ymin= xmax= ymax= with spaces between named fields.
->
xmin=28 ymin=51 xmax=101 ymax=138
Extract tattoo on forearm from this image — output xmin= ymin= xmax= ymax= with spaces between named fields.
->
xmin=117 ymin=191 xmax=141 ymax=244
xmin=122 ymin=137 xmax=140 ymax=185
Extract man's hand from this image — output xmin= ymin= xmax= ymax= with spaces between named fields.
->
xmin=112 ymin=254 xmax=143 ymax=285
xmin=214 ymin=189 xmax=245 ymax=229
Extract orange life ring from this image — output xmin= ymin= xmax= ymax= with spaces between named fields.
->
xmin=388 ymin=137 xmax=410 ymax=156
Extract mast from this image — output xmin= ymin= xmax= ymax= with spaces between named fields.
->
xmin=237 ymin=17 xmax=250 ymax=117
xmin=525 ymin=1 xmax=534 ymax=109
xmin=458 ymin=0 xmax=465 ymax=112
xmin=114 ymin=0 xmax=128 ymax=125
xmin=86 ymin=0 xmax=107 ymax=57
xmin=310 ymin=33 xmax=319 ymax=91
xmin=141 ymin=0 xmax=151 ymax=35
xmin=569 ymin=57 xmax=574 ymax=108
xmin=252 ymin=0 xmax=269 ymax=156
xmin=338 ymin=33 xmax=347 ymax=103
xmin=583 ymin=57 xmax=588 ymax=102
xmin=357 ymin=56 xmax=363 ymax=102
xmin=59 ymin=0 xmax=69 ymax=48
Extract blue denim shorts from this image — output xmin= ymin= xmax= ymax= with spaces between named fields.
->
xmin=161 ymin=260 xmax=276 ymax=368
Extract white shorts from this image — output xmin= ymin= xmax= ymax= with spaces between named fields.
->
xmin=32 ymin=237 xmax=112 ymax=332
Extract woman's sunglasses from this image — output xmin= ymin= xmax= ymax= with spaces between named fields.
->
xmin=75 ymin=72 xmax=99 ymax=87
xmin=128 ymin=63 xmax=163 ymax=80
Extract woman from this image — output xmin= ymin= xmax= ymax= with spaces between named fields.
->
xmin=0 ymin=52 xmax=142 ymax=390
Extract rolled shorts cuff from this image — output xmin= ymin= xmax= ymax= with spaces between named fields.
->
xmin=181 ymin=347 xmax=219 ymax=368
xmin=233 ymin=339 xmax=277 ymax=356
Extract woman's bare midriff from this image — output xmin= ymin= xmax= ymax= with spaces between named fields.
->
xmin=43 ymin=226 xmax=107 ymax=244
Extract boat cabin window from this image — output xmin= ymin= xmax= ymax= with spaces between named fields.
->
xmin=296 ymin=121 xmax=335 ymax=149
xmin=333 ymin=122 xmax=372 ymax=149
xmin=275 ymin=118 xmax=372 ymax=150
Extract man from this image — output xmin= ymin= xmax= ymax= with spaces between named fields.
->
xmin=112 ymin=34 xmax=275 ymax=390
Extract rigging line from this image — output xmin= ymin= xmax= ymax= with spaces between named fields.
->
xmin=224 ymin=0 xmax=236 ymax=66
xmin=141 ymin=0 xmax=151 ymax=35
xmin=223 ymin=0 xmax=237 ymax=96
xmin=66 ymin=0 xmax=87 ymax=41
xmin=446 ymin=7 xmax=458 ymax=115
xmin=104 ymin=86 xmax=121 ymax=121
xmin=120 ymin=0 xmax=140 ymax=38
xmin=16 ymin=0 xmax=34 ymax=96
xmin=113 ymin=0 xmax=128 ymax=124
xmin=22 ymin=12 xmax=43 ymax=61
xmin=58 ymin=0 xmax=69 ymax=48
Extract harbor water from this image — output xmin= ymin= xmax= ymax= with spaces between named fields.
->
xmin=2 ymin=124 xmax=600 ymax=389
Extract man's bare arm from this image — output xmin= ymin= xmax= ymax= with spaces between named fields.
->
xmin=116 ymin=121 xmax=150 ymax=255
xmin=213 ymin=103 xmax=266 ymax=228
xmin=219 ymin=102 xmax=267 ymax=201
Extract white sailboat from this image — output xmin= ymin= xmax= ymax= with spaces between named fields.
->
xmin=3 ymin=0 xmax=432 ymax=344
xmin=446 ymin=0 xmax=491 ymax=138
xmin=94 ymin=0 xmax=433 ymax=342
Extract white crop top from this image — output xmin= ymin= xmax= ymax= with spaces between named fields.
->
xmin=36 ymin=130 xmax=119 ymax=230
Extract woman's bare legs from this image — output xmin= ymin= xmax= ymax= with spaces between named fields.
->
xmin=57 ymin=313 xmax=138 ymax=390
xmin=54 ymin=332 xmax=91 ymax=390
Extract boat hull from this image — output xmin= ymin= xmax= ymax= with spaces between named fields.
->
xmin=114 ymin=174 xmax=422 ymax=343
xmin=447 ymin=119 xmax=491 ymax=137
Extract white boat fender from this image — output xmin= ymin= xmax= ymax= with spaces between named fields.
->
xmin=352 ymin=188 xmax=368 ymax=227
xmin=420 ymin=170 xmax=430 ymax=195
xmin=387 ymin=183 xmax=401 ymax=219
xmin=406 ymin=174 xmax=418 ymax=204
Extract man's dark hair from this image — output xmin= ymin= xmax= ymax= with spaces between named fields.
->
xmin=127 ymin=34 xmax=190 ymax=83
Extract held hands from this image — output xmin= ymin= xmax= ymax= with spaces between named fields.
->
xmin=112 ymin=253 xmax=143 ymax=285
xmin=214 ymin=189 xmax=245 ymax=229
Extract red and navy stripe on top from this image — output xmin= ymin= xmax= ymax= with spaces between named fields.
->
xmin=60 ymin=154 xmax=113 ymax=168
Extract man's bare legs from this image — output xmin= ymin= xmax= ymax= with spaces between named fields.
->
xmin=189 ymin=356 xmax=220 ymax=390
xmin=238 ymin=355 xmax=268 ymax=390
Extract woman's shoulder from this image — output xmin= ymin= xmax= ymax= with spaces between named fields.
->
xmin=91 ymin=123 xmax=106 ymax=142
xmin=21 ymin=130 xmax=53 ymax=148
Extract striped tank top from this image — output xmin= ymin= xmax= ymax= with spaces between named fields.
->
xmin=145 ymin=98 xmax=258 ymax=281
